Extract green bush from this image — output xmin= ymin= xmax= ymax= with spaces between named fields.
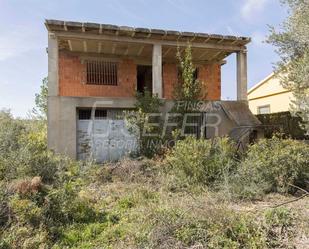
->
xmin=264 ymin=207 xmax=296 ymax=248
xmin=166 ymin=136 xmax=237 ymax=186
xmin=0 ymin=225 xmax=49 ymax=249
xmin=0 ymin=111 xmax=25 ymax=180
xmin=150 ymin=206 xmax=266 ymax=249
xmin=125 ymin=90 xmax=163 ymax=158
xmin=0 ymin=112 xmax=61 ymax=183
xmin=43 ymin=181 xmax=103 ymax=227
xmin=9 ymin=196 xmax=42 ymax=227
xmin=229 ymin=137 xmax=309 ymax=199
xmin=257 ymin=111 xmax=308 ymax=140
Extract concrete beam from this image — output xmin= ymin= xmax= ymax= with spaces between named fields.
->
xmin=236 ymin=50 xmax=248 ymax=101
xmin=67 ymin=50 xmax=223 ymax=65
xmin=55 ymin=31 xmax=246 ymax=52
xmin=152 ymin=44 xmax=162 ymax=98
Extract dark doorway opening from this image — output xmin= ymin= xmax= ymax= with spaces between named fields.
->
xmin=137 ymin=65 xmax=152 ymax=94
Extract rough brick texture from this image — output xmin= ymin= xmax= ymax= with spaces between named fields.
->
xmin=198 ymin=64 xmax=221 ymax=100
xmin=162 ymin=63 xmax=221 ymax=100
xmin=163 ymin=63 xmax=178 ymax=99
xmin=59 ymin=51 xmax=136 ymax=97
xmin=58 ymin=51 xmax=221 ymax=100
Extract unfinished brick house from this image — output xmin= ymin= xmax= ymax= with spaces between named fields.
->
xmin=45 ymin=19 xmax=261 ymax=162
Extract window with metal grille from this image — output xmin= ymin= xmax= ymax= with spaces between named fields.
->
xmin=78 ymin=109 xmax=107 ymax=120
xmin=86 ymin=60 xmax=118 ymax=85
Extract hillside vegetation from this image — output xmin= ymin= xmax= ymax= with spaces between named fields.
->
xmin=0 ymin=110 xmax=308 ymax=249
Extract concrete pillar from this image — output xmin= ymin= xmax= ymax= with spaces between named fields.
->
xmin=236 ymin=50 xmax=248 ymax=101
xmin=152 ymin=44 xmax=163 ymax=98
xmin=48 ymin=32 xmax=58 ymax=97
xmin=47 ymin=32 xmax=59 ymax=151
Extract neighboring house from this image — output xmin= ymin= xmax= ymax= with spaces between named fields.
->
xmin=45 ymin=19 xmax=261 ymax=162
xmin=248 ymin=73 xmax=293 ymax=115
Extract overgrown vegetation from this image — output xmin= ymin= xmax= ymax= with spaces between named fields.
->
xmin=1 ymin=22 xmax=308 ymax=246
xmin=226 ymin=136 xmax=309 ymax=200
xmin=257 ymin=111 xmax=308 ymax=139
xmin=125 ymin=90 xmax=163 ymax=158
xmin=267 ymin=0 xmax=309 ymax=133
xmin=166 ymin=136 xmax=237 ymax=187
xmin=126 ymin=45 xmax=206 ymax=158
xmin=0 ymin=110 xmax=308 ymax=248
xmin=173 ymin=46 xmax=203 ymax=103
xmin=32 ymin=77 xmax=48 ymax=119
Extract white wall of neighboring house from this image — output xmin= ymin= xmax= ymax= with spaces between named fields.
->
xmin=248 ymin=73 xmax=293 ymax=115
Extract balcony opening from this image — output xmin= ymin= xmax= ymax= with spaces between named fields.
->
xmin=137 ymin=65 xmax=152 ymax=94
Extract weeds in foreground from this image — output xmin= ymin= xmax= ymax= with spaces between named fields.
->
xmin=0 ymin=111 xmax=308 ymax=248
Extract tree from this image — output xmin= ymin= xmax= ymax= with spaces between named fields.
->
xmin=33 ymin=77 xmax=48 ymax=119
xmin=169 ymin=45 xmax=204 ymax=139
xmin=267 ymin=0 xmax=309 ymax=133
xmin=173 ymin=45 xmax=202 ymax=103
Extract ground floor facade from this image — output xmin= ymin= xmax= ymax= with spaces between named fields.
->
xmin=48 ymin=96 xmax=261 ymax=161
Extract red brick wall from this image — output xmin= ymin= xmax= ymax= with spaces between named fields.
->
xmin=198 ymin=64 xmax=221 ymax=100
xmin=58 ymin=51 xmax=136 ymax=97
xmin=162 ymin=63 xmax=221 ymax=100
xmin=163 ymin=63 xmax=177 ymax=99
xmin=58 ymin=51 xmax=221 ymax=100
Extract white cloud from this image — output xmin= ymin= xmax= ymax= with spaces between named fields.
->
xmin=241 ymin=0 xmax=269 ymax=21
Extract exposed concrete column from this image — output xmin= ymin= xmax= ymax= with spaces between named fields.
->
xmin=236 ymin=50 xmax=248 ymax=101
xmin=47 ymin=32 xmax=59 ymax=151
xmin=48 ymin=32 xmax=59 ymax=96
xmin=152 ymin=44 xmax=163 ymax=98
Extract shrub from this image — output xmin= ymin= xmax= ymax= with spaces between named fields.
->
xmin=43 ymin=182 xmax=101 ymax=227
xmin=0 ymin=111 xmax=25 ymax=180
xmin=229 ymin=137 xmax=309 ymax=199
xmin=166 ymin=136 xmax=237 ymax=186
xmin=0 ymin=225 xmax=49 ymax=249
xmin=0 ymin=183 xmax=10 ymax=228
xmin=0 ymin=111 xmax=25 ymax=156
xmin=9 ymin=196 xmax=42 ymax=227
xmin=150 ymin=206 xmax=266 ymax=249
xmin=125 ymin=91 xmax=164 ymax=158
xmin=257 ymin=111 xmax=308 ymax=140
xmin=264 ymin=207 xmax=296 ymax=248
xmin=0 ymin=111 xmax=61 ymax=183
xmin=14 ymin=123 xmax=61 ymax=183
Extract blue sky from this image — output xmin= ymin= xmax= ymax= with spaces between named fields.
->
xmin=0 ymin=0 xmax=287 ymax=117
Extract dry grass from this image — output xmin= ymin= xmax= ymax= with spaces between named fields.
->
xmin=79 ymin=158 xmax=309 ymax=249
